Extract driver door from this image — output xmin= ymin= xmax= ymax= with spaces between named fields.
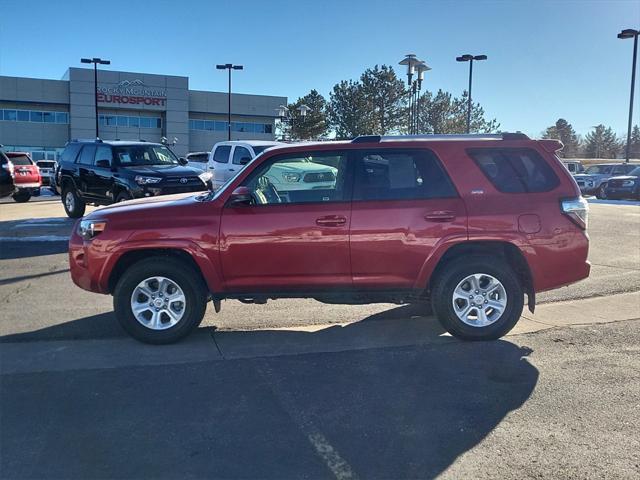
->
xmin=219 ymin=150 xmax=353 ymax=292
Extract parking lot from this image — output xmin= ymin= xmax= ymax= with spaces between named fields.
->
xmin=1 ymin=191 xmax=640 ymax=478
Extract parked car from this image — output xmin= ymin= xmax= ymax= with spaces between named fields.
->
xmin=185 ymin=152 xmax=209 ymax=172
xmin=6 ymin=152 xmax=41 ymax=202
xmin=603 ymin=166 xmax=640 ymax=200
xmin=0 ymin=148 xmax=16 ymax=199
xmin=69 ymin=132 xmax=590 ymax=345
xmin=35 ymin=159 xmax=57 ymax=187
xmin=573 ymin=163 xmax=639 ymax=198
xmin=56 ymin=140 xmax=212 ymax=218
xmin=562 ymin=160 xmax=584 ymax=174
xmin=208 ymin=141 xmax=282 ymax=187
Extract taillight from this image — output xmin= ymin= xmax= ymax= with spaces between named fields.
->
xmin=561 ymin=197 xmax=588 ymax=230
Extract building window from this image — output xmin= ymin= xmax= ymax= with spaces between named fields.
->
xmin=188 ymin=118 xmax=273 ymax=134
xmin=0 ymin=108 xmax=68 ymax=124
xmin=97 ymin=114 xmax=161 ymax=129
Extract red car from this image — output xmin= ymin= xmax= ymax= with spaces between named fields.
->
xmin=69 ymin=133 xmax=590 ymax=344
xmin=6 ymin=152 xmax=41 ymax=202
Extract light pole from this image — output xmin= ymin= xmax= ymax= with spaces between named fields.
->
xmin=216 ymin=63 xmax=243 ymax=141
xmin=618 ymin=29 xmax=639 ymax=163
xmin=399 ymin=54 xmax=431 ymax=134
xmin=456 ymin=54 xmax=487 ymax=134
xmin=80 ymin=57 xmax=110 ymax=139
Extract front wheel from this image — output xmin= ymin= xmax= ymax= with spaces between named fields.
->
xmin=596 ymin=183 xmax=608 ymax=199
xmin=431 ymin=256 xmax=524 ymax=341
xmin=113 ymin=257 xmax=208 ymax=344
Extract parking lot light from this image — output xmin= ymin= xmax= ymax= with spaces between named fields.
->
xmin=456 ymin=54 xmax=487 ymax=133
xmin=617 ymin=29 xmax=639 ymax=163
xmin=80 ymin=57 xmax=111 ymax=139
xmin=216 ymin=64 xmax=244 ymax=141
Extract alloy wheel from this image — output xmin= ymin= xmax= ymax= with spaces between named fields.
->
xmin=130 ymin=276 xmax=186 ymax=330
xmin=451 ymin=273 xmax=508 ymax=327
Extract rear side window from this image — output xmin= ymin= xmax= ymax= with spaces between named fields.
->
xmin=213 ymin=146 xmax=231 ymax=163
xmin=353 ymin=149 xmax=457 ymax=201
xmin=61 ymin=144 xmax=82 ymax=164
xmin=232 ymin=146 xmax=252 ymax=165
xmin=78 ymin=145 xmax=97 ymax=165
xmin=468 ymin=148 xmax=559 ymax=193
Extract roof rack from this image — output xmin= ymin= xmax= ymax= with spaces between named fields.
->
xmin=351 ymin=132 xmax=529 ymax=143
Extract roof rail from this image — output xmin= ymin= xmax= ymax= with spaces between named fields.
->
xmin=351 ymin=132 xmax=530 ymax=143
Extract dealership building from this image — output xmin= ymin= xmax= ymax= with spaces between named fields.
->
xmin=0 ymin=67 xmax=287 ymax=159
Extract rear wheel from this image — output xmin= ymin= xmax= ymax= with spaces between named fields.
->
xmin=431 ymin=256 xmax=524 ymax=341
xmin=62 ymin=185 xmax=86 ymax=218
xmin=113 ymin=257 xmax=208 ymax=344
xmin=12 ymin=191 xmax=31 ymax=203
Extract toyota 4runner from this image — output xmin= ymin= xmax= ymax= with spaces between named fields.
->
xmin=68 ymin=133 xmax=590 ymax=344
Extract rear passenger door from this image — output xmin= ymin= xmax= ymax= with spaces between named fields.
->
xmin=349 ymin=148 xmax=467 ymax=290
xmin=76 ymin=145 xmax=97 ymax=198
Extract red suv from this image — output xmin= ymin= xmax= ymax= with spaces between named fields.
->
xmin=6 ymin=152 xmax=41 ymax=202
xmin=69 ymin=134 xmax=590 ymax=344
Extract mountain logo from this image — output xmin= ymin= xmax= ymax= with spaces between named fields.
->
xmin=117 ymin=79 xmax=144 ymax=88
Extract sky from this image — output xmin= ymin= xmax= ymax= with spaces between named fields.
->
xmin=0 ymin=0 xmax=638 ymax=138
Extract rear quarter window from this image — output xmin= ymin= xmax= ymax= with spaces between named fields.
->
xmin=468 ymin=148 xmax=560 ymax=193
xmin=60 ymin=144 xmax=82 ymax=164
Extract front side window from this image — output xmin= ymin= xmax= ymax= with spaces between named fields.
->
xmin=94 ymin=146 xmax=113 ymax=166
xmin=585 ymin=165 xmax=612 ymax=175
xmin=213 ymin=146 xmax=231 ymax=163
xmin=353 ymin=149 xmax=457 ymax=201
xmin=469 ymin=148 xmax=560 ymax=193
xmin=239 ymin=151 xmax=348 ymax=205
xmin=113 ymin=145 xmax=179 ymax=166
xmin=232 ymin=146 xmax=252 ymax=165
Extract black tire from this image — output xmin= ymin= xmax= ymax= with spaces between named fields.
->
xmin=431 ymin=256 xmax=524 ymax=341
xmin=115 ymin=191 xmax=132 ymax=203
xmin=12 ymin=191 xmax=31 ymax=203
xmin=62 ymin=185 xmax=86 ymax=218
xmin=113 ymin=257 xmax=208 ymax=344
xmin=596 ymin=183 xmax=607 ymax=200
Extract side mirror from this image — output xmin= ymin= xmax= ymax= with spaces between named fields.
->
xmin=95 ymin=159 xmax=111 ymax=168
xmin=178 ymin=157 xmax=188 ymax=166
xmin=227 ymin=186 xmax=252 ymax=206
xmin=239 ymin=156 xmax=252 ymax=166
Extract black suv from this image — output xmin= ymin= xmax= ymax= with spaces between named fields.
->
xmin=56 ymin=140 xmax=211 ymax=218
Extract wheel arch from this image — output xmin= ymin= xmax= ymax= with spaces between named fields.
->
xmin=425 ymin=240 xmax=536 ymax=313
xmin=107 ymin=248 xmax=212 ymax=296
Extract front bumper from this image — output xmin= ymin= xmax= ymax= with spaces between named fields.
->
xmin=604 ymin=187 xmax=638 ymax=199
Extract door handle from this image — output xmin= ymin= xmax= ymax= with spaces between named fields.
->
xmin=424 ymin=211 xmax=456 ymax=222
xmin=316 ymin=215 xmax=347 ymax=227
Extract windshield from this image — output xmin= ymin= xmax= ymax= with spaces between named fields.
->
xmin=628 ymin=166 xmax=640 ymax=176
xmin=113 ymin=145 xmax=179 ymax=166
xmin=8 ymin=154 xmax=32 ymax=166
xmin=252 ymin=146 xmax=275 ymax=155
xmin=585 ymin=165 xmax=612 ymax=174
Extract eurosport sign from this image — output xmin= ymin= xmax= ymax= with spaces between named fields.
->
xmin=97 ymin=79 xmax=167 ymax=107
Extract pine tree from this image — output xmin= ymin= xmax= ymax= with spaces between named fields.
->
xmin=327 ymin=80 xmax=376 ymax=139
xmin=542 ymin=119 xmax=581 ymax=157
xmin=359 ymin=65 xmax=407 ymax=134
xmin=288 ymin=90 xmax=329 ymax=140
xmin=584 ymin=125 xmax=622 ymax=159
xmin=624 ymin=125 xmax=640 ymax=159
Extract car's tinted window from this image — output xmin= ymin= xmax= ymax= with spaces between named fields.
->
xmin=61 ymin=144 xmax=82 ymax=164
xmin=78 ymin=145 xmax=97 ymax=165
xmin=585 ymin=165 xmax=613 ymax=174
xmin=95 ymin=146 xmax=113 ymax=166
xmin=232 ymin=146 xmax=252 ymax=165
xmin=8 ymin=155 xmax=33 ymax=166
xmin=469 ymin=148 xmax=560 ymax=193
xmin=353 ymin=149 xmax=457 ymax=201
xmin=240 ymin=151 xmax=348 ymax=205
xmin=213 ymin=146 xmax=231 ymax=163
xmin=187 ymin=153 xmax=208 ymax=163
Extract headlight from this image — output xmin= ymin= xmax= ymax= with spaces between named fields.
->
xmin=282 ymin=172 xmax=300 ymax=183
xmin=198 ymin=171 xmax=213 ymax=183
xmin=622 ymin=180 xmax=636 ymax=187
xmin=135 ymin=175 xmax=162 ymax=185
xmin=78 ymin=219 xmax=106 ymax=240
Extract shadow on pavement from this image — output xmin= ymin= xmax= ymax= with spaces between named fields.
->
xmin=1 ymin=306 xmax=538 ymax=479
xmin=0 ymin=239 xmax=69 ymax=260
xmin=0 ymin=268 xmax=70 ymax=286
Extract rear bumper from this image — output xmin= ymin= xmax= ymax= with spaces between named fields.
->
xmin=16 ymin=182 xmax=41 ymax=189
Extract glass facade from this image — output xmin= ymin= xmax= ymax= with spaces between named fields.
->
xmin=189 ymin=119 xmax=273 ymax=134
xmin=98 ymin=114 xmax=162 ymax=129
xmin=1 ymin=108 xmax=68 ymax=124
xmin=2 ymin=145 xmax=64 ymax=161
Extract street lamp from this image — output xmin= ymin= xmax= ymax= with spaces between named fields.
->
xmin=275 ymin=104 xmax=311 ymax=140
xmin=456 ymin=54 xmax=487 ymax=134
xmin=399 ymin=54 xmax=431 ymax=134
xmin=80 ymin=57 xmax=110 ymax=139
xmin=618 ymin=28 xmax=639 ymax=163
xmin=216 ymin=63 xmax=243 ymax=141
